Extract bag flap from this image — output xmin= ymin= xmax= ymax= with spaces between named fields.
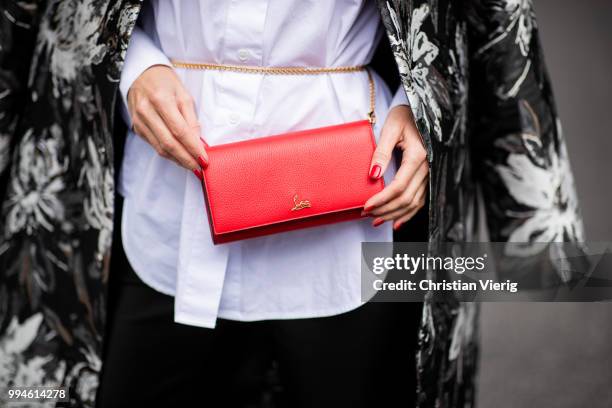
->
xmin=201 ymin=120 xmax=383 ymax=235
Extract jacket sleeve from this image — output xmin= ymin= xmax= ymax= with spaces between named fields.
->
xmin=0 ymin=1 xmax=42 ymax=180
xmin=464 ymin=0 xmax=584 ymax=244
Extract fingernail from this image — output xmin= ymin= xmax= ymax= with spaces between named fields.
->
xmin=369 ymin=164 xmax=382 ymax=180
xmin=200 ymin=137 xmax=208 ymax=148
xmin=372 ymin=218 xmax=384 ymax=227
xmin=198 ymin=155 xmax=208 ymax=169
xmin=360 ymin=211 xmax=367 ymax=217
xmin=364 ymin=205 xmax=375 ymax=212
xmin=393 ymin=222 xmax=404 ymax=231
xmin=193 ymin=168 xmax=203 ymax=181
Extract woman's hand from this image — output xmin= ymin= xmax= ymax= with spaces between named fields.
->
xmin=127 ymin=65 xmax=208 ymax=178
xmin=364 ymin=105 xmax=428 ymax=230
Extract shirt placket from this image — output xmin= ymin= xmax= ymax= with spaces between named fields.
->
xmin=213 ymin=0 xmax=268 ymax=142
xmin=210 ymin=0 xmax=269 ymax=319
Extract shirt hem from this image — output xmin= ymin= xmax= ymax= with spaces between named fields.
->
xmin=216 ymin=299 xmax=366 ymax=323
xmin=174 ymin=311 xmax=218 ymax=329
xmin=121 ymin=202 xmax=178 ymax=298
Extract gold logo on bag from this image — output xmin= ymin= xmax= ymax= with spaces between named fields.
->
xmin=291 ymin=194 xmax=311 ymax=211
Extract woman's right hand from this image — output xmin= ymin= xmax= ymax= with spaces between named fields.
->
xmin=127 ymin=65 xmax=208 ymax=176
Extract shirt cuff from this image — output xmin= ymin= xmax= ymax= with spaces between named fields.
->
xmin=119 ymin=26 xmax=172 ymax=126
xmin=389 ymin=84 xmax=410 ymax=111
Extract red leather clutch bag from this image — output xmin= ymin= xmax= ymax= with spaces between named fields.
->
xmin=200 ymin=119 xmax=383 ymax=244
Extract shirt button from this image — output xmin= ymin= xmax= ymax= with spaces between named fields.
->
xmin=237 ymin=49 xmax=249 ymax=62
xmin=228 ymin=113 xmax=240 ymax=125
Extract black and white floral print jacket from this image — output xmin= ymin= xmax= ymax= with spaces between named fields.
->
xmin=0 ymin=1 xmax=583 ymax=407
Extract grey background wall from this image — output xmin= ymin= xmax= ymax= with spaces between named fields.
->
xmin=477 ymin=1 xmax=612 ymax=407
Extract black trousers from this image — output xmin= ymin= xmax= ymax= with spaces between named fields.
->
xmin=97 ymin=200 xmax=422 ymax=408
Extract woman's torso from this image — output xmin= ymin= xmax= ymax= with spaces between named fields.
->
xmin=119 ymin=0 xmax=396 ymax=327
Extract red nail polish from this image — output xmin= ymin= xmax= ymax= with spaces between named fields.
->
xmin=372 ymin=218 xmax=384 ymax=227
xmin=198 ymin=155 xmax=208 ymax=169
xmin=369 ymin=164 xmax=382 ymax=179
xmin=200 ymin=137 xmax=208 ymax=148
xmin=364 ymin=205 xmax=375 ymax=212
xmin=393 ymin=222 xmax=404 ymax=231
xmin=193 ymin=168 xmax=203 ymax=181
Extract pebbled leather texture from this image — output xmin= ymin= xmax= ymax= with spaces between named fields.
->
xmin=201 ymin=120 xmax=384 ymax=244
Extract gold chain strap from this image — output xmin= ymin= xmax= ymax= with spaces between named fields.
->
xmin=171 ymin=60 xmax=376 ymax=124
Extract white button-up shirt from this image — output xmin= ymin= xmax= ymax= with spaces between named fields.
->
xmin=118 ymin=0 xmax=408 ymax=328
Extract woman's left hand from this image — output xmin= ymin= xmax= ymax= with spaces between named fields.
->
xmin=363 ymin=105 xmax=429 ymax=230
